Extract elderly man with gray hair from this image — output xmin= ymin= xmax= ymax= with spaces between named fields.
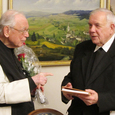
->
xmin=62 ymin=8 xmax=115 ymax=115
xmin=0 ymin=10 xmax=53 ymax=115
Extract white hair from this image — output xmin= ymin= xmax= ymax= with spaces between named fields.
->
xmin=0 ymin=9 xmax=25 ymax=35
xmin=90 ymin=8 xmax=115 ymax=25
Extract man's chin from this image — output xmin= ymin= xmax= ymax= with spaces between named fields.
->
xmin=92 ymin=40 xmax=98 ymax=45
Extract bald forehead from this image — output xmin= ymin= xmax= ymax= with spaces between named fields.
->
xmin=89 ymin=11 xmax=107 ymax=22
xmin=15 ymin=14 xmax=26 ymax=20
xmin=90 ymin=11 xmax=107 ymax=18
xmin=14 ymin=13 xmax=29 ymax=29
xmin=14 ymin=14 xmax=28 ymax=27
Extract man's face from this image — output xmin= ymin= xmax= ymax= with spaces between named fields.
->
xmin=88 ymin=11 xmax=113 ymax=46
xmin=8 ymin=14 xmax=29 ymax=48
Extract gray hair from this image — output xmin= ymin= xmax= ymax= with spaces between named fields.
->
xmin=90 ymin=8 xmax=115 ymax=25
xmin=0 ymin=10 xmax=25 ymax=35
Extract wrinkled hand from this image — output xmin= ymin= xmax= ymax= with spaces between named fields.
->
xmin=32 ymin=72 xmax=53 ymax=86
xmin=37 ymin=84 xmax=44 ymax=92
xmin=75 ymin=89 xmax=98 ymax=106
xmin=62 ymin=82 xmax=74 ymax=100
xmin=31 ymin=85 xmax=44 ymax=96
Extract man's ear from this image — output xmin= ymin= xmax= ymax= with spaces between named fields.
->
xmin=110 ymin=23 xmax=115 ymax=33
xmin=3 ymin=26 xmax=10 ymax=37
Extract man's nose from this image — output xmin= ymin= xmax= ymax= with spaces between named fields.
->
xmin=90 ymin=25 xmax=96 ymax=32
xmin=24 ymin=31 xmax=29 ymax=37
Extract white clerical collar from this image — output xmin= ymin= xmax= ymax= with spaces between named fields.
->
xmin=94 ymin=34 xmax=115 ymax=52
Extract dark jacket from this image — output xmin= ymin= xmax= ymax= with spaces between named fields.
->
xmin=61 ymin=40 xmax=115 ymax=115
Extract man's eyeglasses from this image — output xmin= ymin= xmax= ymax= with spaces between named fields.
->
xmin=9 ymin=26 xmax=29 ymax=35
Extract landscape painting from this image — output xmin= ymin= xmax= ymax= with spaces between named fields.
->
xmin=0 ymin=0 xmax=2 ymax=17
xmin=10 ymin=0 xmax=101 ymax=66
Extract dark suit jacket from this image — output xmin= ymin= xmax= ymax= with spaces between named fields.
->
xmin=61 ymin=40 xmax=115 ymax=115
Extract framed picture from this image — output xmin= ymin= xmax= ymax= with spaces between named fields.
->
xmin=106 ymin=0 xmax=115 ymax=14
xmin=0 ymin=0 xmax=2 ymax=17
xmin=8 ymin=0 xmax=104 ymax=66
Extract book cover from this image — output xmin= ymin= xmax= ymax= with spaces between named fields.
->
xmin=62 ymin=87 xmax=90 ymax=96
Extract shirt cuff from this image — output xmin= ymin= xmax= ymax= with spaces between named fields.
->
xmin=28 ymin=77 xmax=37 ymax=92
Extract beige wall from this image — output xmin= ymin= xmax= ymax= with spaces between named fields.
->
xmin=34 ymin=66 xmax=71 ymax=114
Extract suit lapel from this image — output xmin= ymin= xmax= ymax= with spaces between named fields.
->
xmin=82 ymin=51 xmax=93 ymax=84
xmin=82 ymin=41 xmax=95 ymax=78
xmin=84 ymin=52 xmax=95 ymax=84
xmin=85 ymin=38 xmax=115 ymax=87
xmin=86 ymin=54 xmax=112 ymax=87
xmin=82 ymin=51 xmax=92 ymax=78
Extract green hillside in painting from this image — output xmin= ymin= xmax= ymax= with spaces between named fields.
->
xmin=25 ymin=11 xmax=90 ymax=61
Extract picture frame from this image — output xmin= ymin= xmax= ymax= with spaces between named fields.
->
xmin=100 ymin=0 xmax=105 ymax=8
xmin=106 ymin=0 xmax=110 ymax=10
xmin=0 ymin=0 xmax=2 ymax=17
xmin=8 ymin=0 xmax=104 ymax=67
xmin=106 ymin=0 xmax=115 ymax=14
xmin=8 ymin=0 xmax=12 ymax=10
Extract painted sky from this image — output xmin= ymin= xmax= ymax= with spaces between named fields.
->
xmin=13 ymin=0 xmax=100 ymax=13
